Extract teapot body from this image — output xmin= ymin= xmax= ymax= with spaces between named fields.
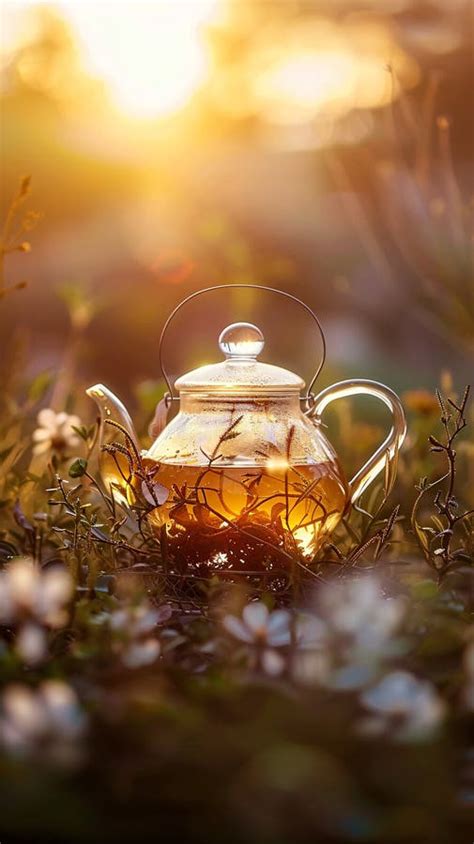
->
xmin=87 ymin=289 xmax=406 ymax=575
xmin=143 ymin=394 xmax=348 ymax=568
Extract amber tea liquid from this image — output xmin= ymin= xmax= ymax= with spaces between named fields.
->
xmin=146 ymin=460 xmax=348 ymax=571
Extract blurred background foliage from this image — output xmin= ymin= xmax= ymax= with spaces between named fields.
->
xmin=0 ymin=0 xmax=473 ymax=412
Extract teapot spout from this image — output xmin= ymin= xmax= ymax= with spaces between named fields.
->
xmin=86 ymin=383 xmax=139 ymax=504
xmin=86 ymin=383 xmax=138 ymax=444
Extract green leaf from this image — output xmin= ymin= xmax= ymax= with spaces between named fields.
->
xmin=430 ymin=515 xmax=445 ymax=532
xmin=69 ymin=458 xmax=88 ymax=478
xmin=28 ymin=370 xmax=53 ymax=402
xmin=72 ymin=424 xmax=95 ymax=442
xmin=414 ymin=520 xmax=430 ymax=553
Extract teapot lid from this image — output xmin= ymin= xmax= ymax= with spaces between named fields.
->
xmin=174 ymin=323 xmax=304 ymax=395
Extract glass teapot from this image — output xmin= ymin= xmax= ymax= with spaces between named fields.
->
xmin=87 ymin=285 xmax=406 ymax=571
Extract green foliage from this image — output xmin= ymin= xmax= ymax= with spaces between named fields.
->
xmin=69 ymin=458 xmax=88 ymax=478
xmin=0 ymin=363 xmax=472 ymax=844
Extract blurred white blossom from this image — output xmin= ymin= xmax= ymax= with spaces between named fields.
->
xmin=360 ymin=671 xmax=446 ymax=741
xmin=291 ymin=612 xmax=329 ymax=685
xmin=319 ymin=577 xmax=405 ymax=655
xmin=110 ymin=602 xmax=170 ymax=669
xmin=223 ymin=602 xmax=294 ymax=676
xmin=15 ymin=623 xmax=48 ymax=665
xmin=0 ymin=558 xmax=73 ymax=665
xmin=224 ymin=581 xmax=406 ymax=685
xmin=292 ymin=577 xmax=405 ymax=689
xmin=294 ymin=613 xmax=327 ymax=649
xmin=32 ymin=408 xmax=81 ymax=456
xmin=0 ymin=558 xmax=73 ymax=628
xmin=0 ymin=681 xmax=87 ymax=763
xmin=224 ymin=602 xmax=292 ymax=646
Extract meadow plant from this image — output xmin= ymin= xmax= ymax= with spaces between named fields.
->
xmin=0 ymin=181 xmax=472 ymax=844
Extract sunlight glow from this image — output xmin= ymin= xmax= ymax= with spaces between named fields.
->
xmin=255 ymin=51 xmax=356 ymax=122
xmin=265 ymin=457 xmax=290 ymax=473
xmin=247 ymin=19 xmax=419 ymax=124
xmin=1 ymin=3 xmax=419 ymax=129
xmin=58 ymin=0 xmax=217 ymax=118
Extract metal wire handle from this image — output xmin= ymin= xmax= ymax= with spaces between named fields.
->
xmin=158 ymin=284 xmax=326 ymax=411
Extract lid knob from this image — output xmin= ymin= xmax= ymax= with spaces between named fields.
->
xmin=219 ymin=323 xmax=265 ymax=360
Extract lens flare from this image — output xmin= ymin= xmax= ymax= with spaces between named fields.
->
xmin=58 ymin=0 xmax=218 ymax=118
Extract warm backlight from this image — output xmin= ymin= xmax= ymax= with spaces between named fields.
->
xmin=59 ymin=0 xmax=217 ymax=118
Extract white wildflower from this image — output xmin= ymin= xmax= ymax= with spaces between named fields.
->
xmin=290 ymin=577 xmax=406 ymax=690
xmin=0 ymin=558 xmax=73 ymax=665
xmin=0 ymin=681 xmax=87 ymax=763
xmin=15 ymin=623 xmax=48 ymax=666
xmin=360 ymin=671 xmax=446 ymax=741
xmin=32 ymin=408 xmax=81 ymax=456
xmin=0 ymin=558 xmax=73 ymax=628
xmin=291 ymin=612 xmax=329 ymax=685
xmin=122 ymin=638 xmax=161 ymax=669
xmin=223 ymin=602 xmax=293 ymax=676
xmin=294 ymin=612 xmax=327 ymax=649
xmin=110 ymin=603 xmax=163 ymax=637
xmin=224 ymin=602 xmax=292 ymax=646
xmin=319 ymin=577 xmax=405 ymax=654
xmin=109 ymin=602 xmax=170 ymax=669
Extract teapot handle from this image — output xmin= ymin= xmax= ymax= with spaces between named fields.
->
xmin=312 ymin=379 xmax=407 ymax=503
xmin=159 ymin=283 xmax=326 ymax=410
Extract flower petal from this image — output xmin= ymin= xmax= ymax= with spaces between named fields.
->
xmin=132 ymin=607 xmax=161 ymax=635
xmin=32 ymin=428 xmax=51 ymax=442
xmin=296 ymin=614 xmax=327 ymax=649
xmin=222 ymin=615 xmax=254 ymax=643
xmin=242 ymin=602 xmax=269 ymax=633
xmin=261 ymin=648 xmax=285 ymax=676
xmin=8 ymin=559 xmax=39 ymax=609
xmin=267 ymin=610 xmax=291 ymax=636
xmin=65 ymin=415 xmax=81 ymax=430
xmin=33 ymin=440 xmax=51 ymax=456
xmin=41 ymin=681 xmax=86 ymax=738
xmin=2 ymin=685 xmax=49 ymax=738
xmin=110 ymin=609 xmax=128 ymax=631
xmin=37 ymin=408 xmax=58 ymax=431
xmin=16 ymin=624 xmax=48 ymax=666
xmin=362 ymin=671 xmax=424 ymax=714
xmin=141 ymin=480 xmax=169 ymax=507
xmin=122 ymin=639 xmax=160 ymax=668
xmin=39 ymin=569 xmax=73 ymax=623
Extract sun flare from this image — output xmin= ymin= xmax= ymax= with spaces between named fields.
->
xmin=58 ymin=0 xmax=218 ymax=118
